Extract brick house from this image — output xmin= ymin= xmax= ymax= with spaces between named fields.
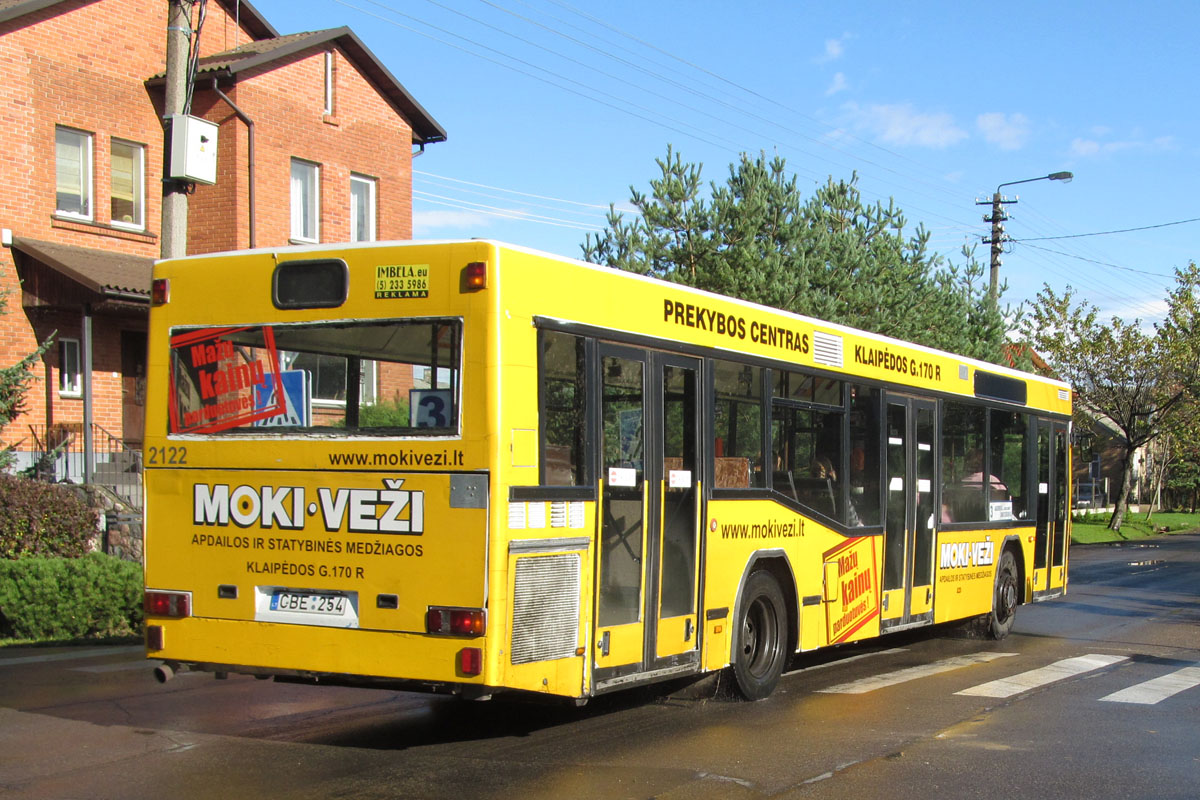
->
xmin=0 ymin=0 xmax=445 ymax=494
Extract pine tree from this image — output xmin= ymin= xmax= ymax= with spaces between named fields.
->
xmin=583 ymin=147 xmax=1011 ymax=363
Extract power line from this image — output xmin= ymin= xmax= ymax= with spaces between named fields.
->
xmin=1019 ymin=242 xmax=1175 ymax=278
xmin=415 ymin=169 xmax=617 ymax=210
xmin=320 ymin=0 xmax=1175 ymax=319
xmin=332 ymin=0 xmax=739 ymax=150
xmin=414 ymin=190 xmax=601 ymax=230
xmin=1013 ymin=216 xmax=1200 ymax=242
xmin=345 ymin=0 xmax=984 ymax=236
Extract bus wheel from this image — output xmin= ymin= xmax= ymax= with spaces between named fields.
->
xmin=985 ymin=550 xmax=1019 ymax=640
xmin=731 ymin=570 xmax=787 ymax=700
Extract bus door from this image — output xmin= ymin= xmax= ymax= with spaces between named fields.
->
xmin=880 ymin=395 xmax=937 ymax=631
xmin=594 ymin=346 xmax=702 ymax=685
xmin=1033 ymin=419 xmax=1070 ymax=598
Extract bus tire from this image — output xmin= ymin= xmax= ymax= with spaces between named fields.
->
xmin=985 ymin=550 xmax=1019 ymax=640
xmin=731 ymin=570 xmax=788 ymax=700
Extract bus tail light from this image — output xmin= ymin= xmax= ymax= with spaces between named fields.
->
xmin=426 ymin=606 xmax=486 ymax=636
xmin=461 ymin=261 xmax=487 ymax=292
xmin=144 ymin=590 xmax=191 ymax=618
xmin=151 ymin=278 xmax=170 ymax=305
xmin=459 ymin=647 xmax=483 ymax=676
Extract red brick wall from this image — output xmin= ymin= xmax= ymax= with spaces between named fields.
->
xmin=0 ymin=1 xmax=421 ymax=451
xmin=188 ymin=45 xmax=414 ymax=253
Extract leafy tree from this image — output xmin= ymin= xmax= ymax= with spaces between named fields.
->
xmin=1022 ymin=263 xmax=1200 ymax=530
xmin=0 ymin=269 xmax=49 ymax=468
xmin=583 ymin=147 xmax=1011 ymax=363
xmin=1164 ymin=412 xmax=1200 ymax=512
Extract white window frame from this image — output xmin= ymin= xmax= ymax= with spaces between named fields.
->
xmin=280 ymin=351 xmax=376 ymax=407
xmin=59 ymin=338 xmax=82 ymax=397
xmin=360 ymin=359 xmax=378 ymax=405
xmin=323 ymin=51 xmax=334 ymax=115
xmin=350 ymin=174 xmax=377 ymax=242
xmin=110 ymin=139 xmax=145 ymax=230
xmin=55 ymin=127 xmax=92 ymax=220
xmin=290 ymin=159 xmax=320 ymax=243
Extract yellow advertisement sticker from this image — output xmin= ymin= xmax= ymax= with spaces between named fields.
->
xmin=375 ymin=264 xmax=430 ymax=299
xmin=823 ymin=536 xmax=880 ymax=644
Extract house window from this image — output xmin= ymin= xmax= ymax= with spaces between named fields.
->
xmin=283 ymin=352 xmax=377 ymax=405
xmin=110 ymin=140 xmax=145 ymax=229
xmin=59 ymin=338 xmax=82 ymax=397
xmin=350 ymin=174 xmax=376 ymax=242
xmin=55 ymin=127 xmax=92 ymax=219
xmin=323 ymin=51 xmax=334 ymax=115
xmin=290 ymin=159 xmax=320 ymax=242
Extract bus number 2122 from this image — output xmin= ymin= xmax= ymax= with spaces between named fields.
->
xmin=147 ymin=446 xmax=188 ymax=465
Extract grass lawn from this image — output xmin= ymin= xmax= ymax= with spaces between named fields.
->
xmin=1072 ymin=510 xmax=1200 ymax=544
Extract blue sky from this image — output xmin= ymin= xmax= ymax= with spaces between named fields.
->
xmin=253 ymin=0 xmax=1198 ymax=324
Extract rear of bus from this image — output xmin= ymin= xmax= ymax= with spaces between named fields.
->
xmin=143 ymin=241 xmax=498 ymax=696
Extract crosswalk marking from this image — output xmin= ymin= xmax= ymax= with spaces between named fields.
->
xmin=786 ymin=647 xmax=908 ymax=677
xmin=956 ymin=653 xmax=1128 ymax=698
xmin=1100 ymin=665 xmax=1200 ymax=705
xmin=817 ymin=652 xmax=1018 ymax=694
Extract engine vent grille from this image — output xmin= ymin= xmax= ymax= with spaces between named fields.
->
xmin=511 ymin=554 xmax=580 ymax=664
xmin=812 ymin=330 xmax=844 ymax=368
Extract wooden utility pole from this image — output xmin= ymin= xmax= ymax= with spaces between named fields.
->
xmin=161 ymin=0 xmax=191 ymax=259
xmin=978 ymin=191 xmax=1012 ymax=303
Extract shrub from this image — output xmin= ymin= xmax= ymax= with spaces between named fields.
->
xmin=359 ymin=398 xmax=410 ymax=427
xmin=0 ymin=552 xmax=142 ymax=640
xmin=0 ymin=475 xmax=98 ymax=559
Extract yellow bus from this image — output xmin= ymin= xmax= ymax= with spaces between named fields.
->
xmin=143 ymin=240 xmax=1071 ymax=701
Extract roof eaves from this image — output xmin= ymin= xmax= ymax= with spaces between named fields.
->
xmin=1 ymin=0 xmax=279 ymax=39
xmin=219 ymin=29 xmax=339 ymax=77
xmin=216 ymin=0 xmax=279 ymax=39
xmin=0 ymin=0 xmax=70 ymax=25
xmin=10 ymin=237 xmax=152 ymax=298
xmin=189 ymin=27 xmax=447 ymax=146
xmin=333 ymin=27 xmax=447 ymax=145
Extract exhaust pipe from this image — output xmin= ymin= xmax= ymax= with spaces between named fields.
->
xmin=154 ymin=661 xmax=180 ymax=683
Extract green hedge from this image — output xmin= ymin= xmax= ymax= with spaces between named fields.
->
xmin=0 ymin=475 xmax=99 ymax=559
xmin=0 ymin=553 xmax=143 ymax=640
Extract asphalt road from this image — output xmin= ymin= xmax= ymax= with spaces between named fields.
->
xmin=2 ymin=535 xmax=1198 ymax=799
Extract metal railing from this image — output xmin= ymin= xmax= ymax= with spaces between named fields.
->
xmin=25 ymin=422 xmax=143 ymax=511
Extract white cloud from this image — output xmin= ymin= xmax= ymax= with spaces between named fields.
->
xmin=816 ymin=33 xmax=852 ymax=63
xmin=1095 ymin=296 xmax=1169 ymax=326
xmin=840 ymin=102 xmax=968 ymax=148
xmin=976 ymin=112 xmax=1030 ymax=151
xmin=1069 ymin=134 xmax=1177 ymax=158
xmin=826 ymin=72 xmax=848 ymax=96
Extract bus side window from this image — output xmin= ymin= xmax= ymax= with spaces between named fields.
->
xmin=712 ymin=360 xmax=764 ymax=489
xmin=539 ymin=330 xmax=588 ymax=486
xmin=848 ymin=384 xmax=882 ymax=526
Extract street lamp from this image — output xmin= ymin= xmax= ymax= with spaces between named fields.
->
xmin=980 ymin=171 xmax=1074 ymax=300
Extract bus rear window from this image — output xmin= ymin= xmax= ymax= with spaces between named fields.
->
xmin=167 ymin=319 xmax=461 ymax=435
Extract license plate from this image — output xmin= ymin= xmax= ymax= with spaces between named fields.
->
xmin=270 ymin=591 xmax=348 ymax=616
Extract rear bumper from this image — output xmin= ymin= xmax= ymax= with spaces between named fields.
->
xmin=146 ymin=616 xmax=488 ymax=689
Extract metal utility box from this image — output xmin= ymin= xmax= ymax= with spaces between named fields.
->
xmin=167 ymin=114 xmax=218 ymax=185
